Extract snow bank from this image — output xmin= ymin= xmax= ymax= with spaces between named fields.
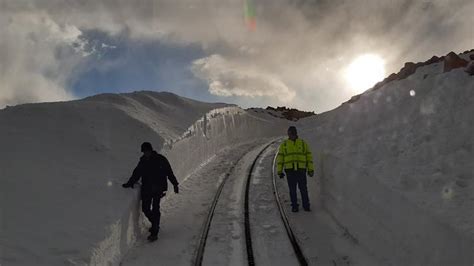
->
xmin=0 ymin=92 xmax=285 ymax=265
xmin=319 ymin=154 xmax=473 ymax=265
xmin=301 ymin=52 xmax=474 ymax=265
xmin=1 ymin=100 xmax=162 ymax=265
xmin=163 ymin=107 xmax=287 ymax=181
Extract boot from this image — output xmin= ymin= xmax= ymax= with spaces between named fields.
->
xmin=149 ymin=225 xmax=159 ymax=236
xmin=147 ymin=233 xmax=158 ymax=242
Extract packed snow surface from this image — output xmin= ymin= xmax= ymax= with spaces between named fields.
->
xmin=300 ymin=52 xmax=474 ymax=265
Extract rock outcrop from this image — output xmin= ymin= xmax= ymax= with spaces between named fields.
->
xmin=465 ymin=61 xmax=474 ymax=76
xmin=265 ymin=106 xmax=316 ymax=121
xmin=443 ymin=52 xmax=468 ymax=73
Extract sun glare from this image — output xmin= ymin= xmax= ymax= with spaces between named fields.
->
xmin=345 ymin=54 xmax=386 ymax=94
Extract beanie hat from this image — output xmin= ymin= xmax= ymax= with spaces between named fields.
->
xmin=288 ymin=126 xmax=297 ymax=135
xmin=141 ymin=142 xmax=153 ymax=152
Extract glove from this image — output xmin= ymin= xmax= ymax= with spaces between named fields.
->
xmin=279 ymin=173 xmax=285 ymax=179
xmin=308 ymin=171 xmax=314 ymax=177
xmin=122 ymin=182 xmax=134 ymax=188
xmin=173 ymin=184 xmax=179 ymax=194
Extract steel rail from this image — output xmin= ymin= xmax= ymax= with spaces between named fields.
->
xmin=244 ymin=141 xmax=276 ymax=266
xmin=193 ymin=150 xmax=249 ymax=266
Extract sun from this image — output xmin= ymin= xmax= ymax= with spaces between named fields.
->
xmin=345 ymin=54 xmax=386 ymax=94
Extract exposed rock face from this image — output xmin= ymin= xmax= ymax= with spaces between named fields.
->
xmin=462 ymin=48 xmax=474 ymax=55
xmin=398 ymin=62 xmax=418 ymax=79
xmin=443 ymin=52 xmax=468 ymax=72
xmin=468 ymin=54 xmax=474 ymax=75
xmin=465 ymin=61 xmax=474 ymax=76
xmin=371 ymin=57 xmax=443 ymax=92
xmin=347 ymin=94 xmax=361 ymax=104
xmin=370 ymin=51 xmax=473 ymax=94
xmin=265 ymin=106 xmax=316 ymax=121
xmin=426 ymin=55 xmax=441 ymax=65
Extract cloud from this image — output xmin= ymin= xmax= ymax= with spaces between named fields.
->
xmin=192 ymin=54 xmax=295 ymax=102
xmin=1 ymin=0 xmax=473 ymax=111
xmin=0 ymin=8 xmax=88 ymax=107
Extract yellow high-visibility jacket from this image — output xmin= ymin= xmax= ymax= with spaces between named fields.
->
xmin=277 ymin=138 xmax=314 ymax=174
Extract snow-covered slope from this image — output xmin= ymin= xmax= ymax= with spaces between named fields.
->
xmin=299 ymin=51 xmax=474 ymax=265
xmin=0 ymin=92 xmax=286 ymax=265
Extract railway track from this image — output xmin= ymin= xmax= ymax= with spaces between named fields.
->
xmin=193 ymin=139 xmax=308 ymax=266
xmin=192 ymin=148 xmax=250 ymax=266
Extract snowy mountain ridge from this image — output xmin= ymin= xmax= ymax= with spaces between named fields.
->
xmin=342 ymin=49 xmax=474 ymax=107
xmin=82 ymin=90 xmax=231 ymax=141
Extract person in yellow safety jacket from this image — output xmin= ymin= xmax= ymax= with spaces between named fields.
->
xmin=277 ymin=126 xmax=314 ymax=212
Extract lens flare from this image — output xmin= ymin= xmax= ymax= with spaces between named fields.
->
xmin=244 ymin=0 xmax=256 ymax=31
xmin=441 ymin=185 xmax=454 ymax=200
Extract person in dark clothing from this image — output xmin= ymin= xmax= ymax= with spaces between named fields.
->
xmin=122 ymin=142 xmax=179 ymax=241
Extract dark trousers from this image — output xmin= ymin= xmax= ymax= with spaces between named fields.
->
xmin=141 ymin=192 xmax=162 ymax=236
xmin=286 ymin=169 xmax=310 ymax=209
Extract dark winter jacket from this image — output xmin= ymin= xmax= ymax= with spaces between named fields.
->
xmin=126 ymin=151 xmax=178 ymax=196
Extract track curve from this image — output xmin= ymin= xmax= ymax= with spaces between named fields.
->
xmin=194 ymin=139 xmax=306 ymax=266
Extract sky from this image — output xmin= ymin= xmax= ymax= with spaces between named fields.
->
xmin=0 ymin=0 xmax=473 ymax=112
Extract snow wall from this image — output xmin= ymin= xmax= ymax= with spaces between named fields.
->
xmin=0 ymin=92 xmax=287 ymax=265
xmin=162 ymin=107 xmax=286 ymax=180
xmin=1 ymin=99 xmax=168 ymax=266
xmin=89 ymin=107 xmax=287 ymax=265
xmin=302 ymin=55 xmax=474 ymax=265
